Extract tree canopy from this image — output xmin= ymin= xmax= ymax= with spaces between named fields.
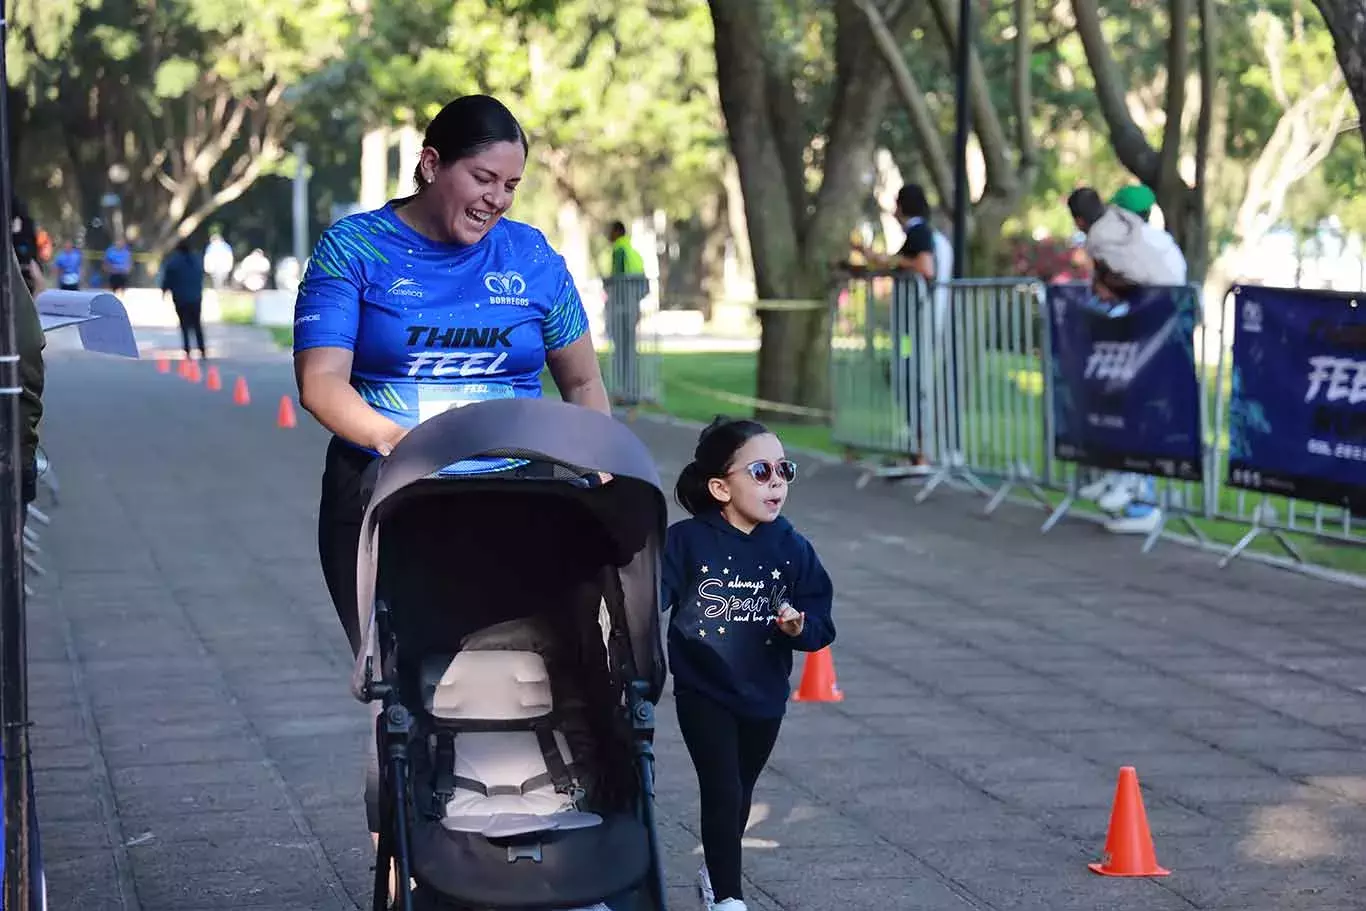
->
xmin=12 ymin=0 xmax=1366 ymax=410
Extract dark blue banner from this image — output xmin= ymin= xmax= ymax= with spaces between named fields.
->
xmin=1227 ymin=285 xmax=1366 ymax=511
xmin=1046 ymin=283 xmax=1203 ymax=480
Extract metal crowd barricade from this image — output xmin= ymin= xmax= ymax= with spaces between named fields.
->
xmin=829 ymin=270 xmax=1366 ymax=579
xmin=601 ymin=275 xmax=660 ymax=407
xmin=920 ymin=278 xmax=1053 ymax=510
xmin=1035 ymin=282 xmax=1214 ymax=554
xmin=830 ymin=271 xmax=914 ymax=464
xmin=830 ymin=272 xmax=1052 ymax=505
xmin=1202 ymin=285 xmax=1366 ymax=571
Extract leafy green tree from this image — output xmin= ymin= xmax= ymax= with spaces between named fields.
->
xmin=15 ymin=0 xmax=353 ymax=255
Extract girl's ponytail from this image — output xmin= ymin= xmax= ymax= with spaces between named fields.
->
xmin=673 ymin=460 xmax=712 ymax=516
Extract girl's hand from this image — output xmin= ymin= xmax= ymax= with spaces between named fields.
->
xmin=776 ymin=603 xmax=805 ymax=637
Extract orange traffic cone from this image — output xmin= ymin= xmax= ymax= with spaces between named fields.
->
xmin=205 ymin=365 xmax=222 ymax=391
xmin=232 ymin=376 xmax=251 ymax=406
xmin=1089 ymin=767 xmax=1170 ymax=877
xmin=177 ymin=358 xmax=189 ymax=378
xmin=276 ymin=395 xmax=297 ymax=428
xmin=186 ymin=360 xmax=202 ymax=384
xmin=156 ymin=356 xmax=170 ymax=374
xmin=791 ymin=647 xmax=843 ymax=703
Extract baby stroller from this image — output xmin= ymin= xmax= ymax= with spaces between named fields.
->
xmin=349 ymin=397 xmax=670 ymax=911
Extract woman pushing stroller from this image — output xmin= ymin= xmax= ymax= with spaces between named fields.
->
xmin=662 ymin=418 xmax=837 ymax=911
xmin=292 ymin=93 xmax=612 ymax=657
xmin=293 ymin=91 xmax=836 ymax=911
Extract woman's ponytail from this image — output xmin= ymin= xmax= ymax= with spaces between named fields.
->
xmin=673 ymin=461 xmax=712 ymax=516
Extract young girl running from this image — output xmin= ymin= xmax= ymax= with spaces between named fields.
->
xmin=662 ymin=417 xmax=836 ymax=911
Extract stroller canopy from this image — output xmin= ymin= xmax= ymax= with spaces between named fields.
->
xmin=351 ymin=397 xmax=668 ymax=698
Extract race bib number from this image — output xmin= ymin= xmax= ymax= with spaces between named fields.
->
xmin=416 ymin=382 xmax=514 ymax=424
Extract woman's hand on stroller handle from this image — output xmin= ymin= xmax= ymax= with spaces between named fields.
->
xmin=373 ymin=424 xmax=410 ymax=457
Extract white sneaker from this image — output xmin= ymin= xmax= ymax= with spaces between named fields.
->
xmin=1105 ymin=507 xmax=1162 ymax=535
xmin=698 ymin=865 xmax=714 ymax=906
xmin=1096 ymin=474 xmax=1138 ymax=514
xmin=1078 ymin=472 xmax=1115 ymax=500
xmin=712 ymin=901 xmax=748 ymax=911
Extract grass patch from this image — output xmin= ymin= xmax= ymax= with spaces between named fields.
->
xmin=215 ymin=291 xmax=257 ymax=325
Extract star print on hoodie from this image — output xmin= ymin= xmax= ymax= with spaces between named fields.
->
xmin=661 ymin=511 xmax=835 ymax=718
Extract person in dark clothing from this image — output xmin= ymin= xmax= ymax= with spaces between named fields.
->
xmin=662 ymin=416 xmax=836 ymax=911
xmin=9 ymin=194 xmax=46 ymax=505
xmin=12 ymin=245 xmax=45 ymax=506
xmin=160 ymin=241 xmax=207 ymax=359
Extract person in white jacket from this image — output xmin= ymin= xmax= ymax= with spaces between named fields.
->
xmin=1066 ymin=186 xmax=1189 ymax=535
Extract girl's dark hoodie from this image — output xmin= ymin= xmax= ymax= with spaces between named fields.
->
xmin=662 ymin=511 xmax=834 ymax=718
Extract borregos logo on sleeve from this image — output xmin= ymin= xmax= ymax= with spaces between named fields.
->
xmin=484 ymin=271 xmax=529 ymax=306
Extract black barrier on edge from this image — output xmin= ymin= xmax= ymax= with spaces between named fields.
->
xmin=1225 ymin=284 xmax=1366 ymax=514
xmin=0 ymin=0 xmax=36 ymax=906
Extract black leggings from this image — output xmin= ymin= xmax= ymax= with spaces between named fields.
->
xmin=675 ymin=689 xmax=783 ymax=903
xmin=318 ymin=436 xmax=378 ymax=655
xmin=174 ymin=299 xmax=206 ymax=357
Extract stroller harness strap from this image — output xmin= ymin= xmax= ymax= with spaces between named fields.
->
xmin=428 ymin=717 xmax=584 ymax=819
xmin=533 ymin=723 xmax=583 ymax=801
xmin=451 ymin=764 xmax=581 ymax=799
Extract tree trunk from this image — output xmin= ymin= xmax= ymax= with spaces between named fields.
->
xmin=708 ymin=0 xmax=897 ymax=419
xmin=1189 ymin=0 xmax=1216 ymax=282
xmin=1311 ymin=0 xmax=1366 ymax=147
xmin=663 ymin=213 xmax=712 ymax=309
xmin=1156 ymin=0 xmax=1192 ymax=252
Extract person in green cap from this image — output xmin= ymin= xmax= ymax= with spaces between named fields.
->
xmin=1110 ymin=184 xmax=1157 ymax=223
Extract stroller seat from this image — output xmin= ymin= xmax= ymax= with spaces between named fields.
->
xmin=421 ymin=649 xmax=602 ymax=838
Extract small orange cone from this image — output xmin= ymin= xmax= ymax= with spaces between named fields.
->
xmin=276 ymin=395 xmax=297 ymax=428
xmin=1089 ymin=767 xmax=1169 ymax=877
xmin=156 ymin=356 xmax=170 ymax=374
xmin=791 ymin=648 xmax=843 ymax=703
xmin=186 ymin=360 xmax=202 ymax=384
xmin=205 ymin=365 xmax=222 ymax=391
xmin=177 ymin=358 xmax=189 ymax=378
xmin=232 ymin=376 xmax=251 ymax=406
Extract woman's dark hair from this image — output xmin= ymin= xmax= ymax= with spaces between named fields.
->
xmin=413 ymin=94 xmax=530 ymax=190
xmin=674 ymin=415 xmax=770 ymax=515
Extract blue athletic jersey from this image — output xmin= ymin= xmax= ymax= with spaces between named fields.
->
xmin=104 ymin=245 xmax=133 ymax=273
xmin=293 ymin=203 xmax=590 ymax=472
xmin=54 ymin=249 xmax=83 ymax=285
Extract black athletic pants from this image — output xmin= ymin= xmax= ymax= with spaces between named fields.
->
xmin=174 ymin=298 xmax=207 ymax=358
xmin=318 ymin=437 xmax=376 ymax=656
xmin=675 ymin=688 xmax=783 ymax=903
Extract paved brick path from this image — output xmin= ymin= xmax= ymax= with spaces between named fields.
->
xmin=24 ymin=325 xmax=1366 ymax=910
